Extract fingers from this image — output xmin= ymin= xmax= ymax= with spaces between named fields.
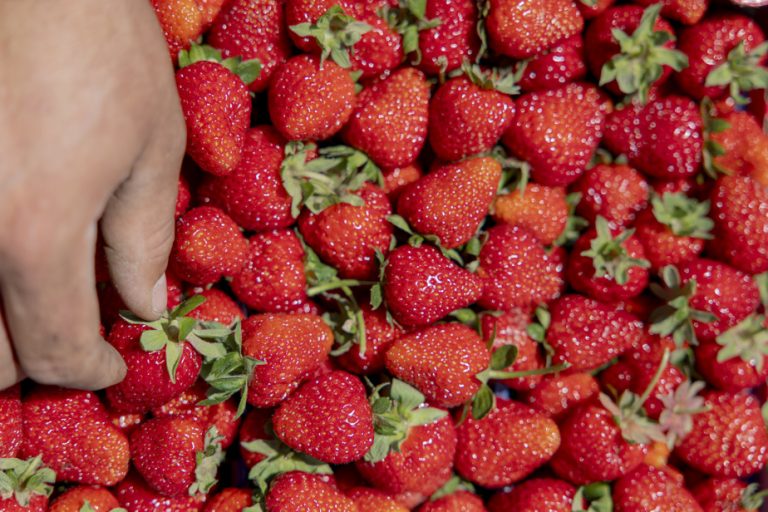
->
xmin=100 ymin=101 xmax=186 ymax=321
xmin=1 ymin=224 xmax=127 ymax=390
xmin=0 ymin=309 xmax=23 ymax=390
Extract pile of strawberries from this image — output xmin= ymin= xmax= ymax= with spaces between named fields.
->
xmin=4 ymin=0 xmax=768 ymax=510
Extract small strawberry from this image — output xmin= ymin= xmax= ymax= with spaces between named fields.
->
xmin=0 ymin=384 xmax=21 ymax=458
xmin=383 ymin=164 xmax=423 ymax=202
xmin=573 ymin=164 xmax=649 ymax=228
xmin=0 ymin=456 xmax=55 ymax=512
xmin=485 ymin=0 xmax=584 ymax=59
xmin=417 ymin=491 xmax=486 ymax=511
xmin=49 ymin=486 xmax=122 ymax=512
xmin=115 ymin=471 xmax=206 ymax=512
xmin=613 ymin=464 xmax=703 ymax=512
xmin=203 ymin=488 xmax=254 ymax=512
xmin=634 ymin=0 xmax=707 ymax=25
xmin=502 ymin=82 xmax=608 ymax=187
xmin=150 ymin=0 xmax=206 ymax=62
xmin=187 ymin=289 xmax=242 ymax=326
xmin=397 ymin=156 xmax=502 ymax=249
xmin=519 ymin=35 xmax=587 ymax=92
xmin=692 ymin=478 xmax=768 ymax=512
xmin=417 ymin=0 xmax=480 ymax=75
xmin=265 ymin=472 xmax=357 ymax=512
xmin=336 ymin=303 xmax=404 ymax=375
xmin=522 ymin=372 xmax=600 ymax=420
xmin=343 ymin=67 xmax=431 ymax=169
xmin=490 ymin=184 xmax=569 ymax=245
xmin=347 ymin=487 xmax=409 ymax=512
xmin=487 ymin=478 xmax=577 ymax=512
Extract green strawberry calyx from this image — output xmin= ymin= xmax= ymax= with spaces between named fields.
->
xmin=364 ymin=379 xmax=448 ymax=462
xmin=700 ymin=97 xmax=733 ymax=179
xmin=386 ymin=214 xmax=464 ymax=264
xmin=706 ymin=41 xmax=768 ymax=105
xmin=488 ymin=145 xmax=531 ymax=196
xmin=581 ymin=216 xmax=651 ymax=285
xmin=178 ymin=44 xmax=262 ymax=86
xmin=0 ymin=456 xmax=56 ymax=507
xmin=189 ymin=426 xmax=226 ymax=496
xmin=715 ymin=314 xmax=768 ymax=372
xmin=79 ymin=501 xmax=127 ymax=512
xmin=657 ymin=379 xmax=709 ymax=448
xmin=290 ymin=5 xmax=373 ymax=69
xmin=741 ymin=483 xmax=768 ymax=510
xmin=379 ymin=0 xmax=441 ymax=64
xmin=600 ymin=3 xmax=688 ymax=105
xmin=572 ymin=482 xmax=613 ymax=512
xmin=650 ymin=192 xmax=714 ymax=239
xmin=649 ymin=265 xmax=717 ymax=347
xmin=461 ymin=60 xmax=523 ymax=95
xmin=243 ymin=438 xmax=332 ymax=498
xmin=429 ymin=474 xmax=476 ymax=501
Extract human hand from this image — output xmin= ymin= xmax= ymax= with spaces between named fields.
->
xmin=0 ymin=0 xmax=185 ymax=390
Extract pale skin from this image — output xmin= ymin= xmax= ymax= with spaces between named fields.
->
xmin=0 ymin=0 xmax=185 ymax=390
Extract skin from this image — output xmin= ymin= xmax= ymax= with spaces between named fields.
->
xmin=0 ymin=0 xmax=185 ymax=390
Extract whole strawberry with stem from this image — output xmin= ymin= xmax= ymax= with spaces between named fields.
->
xmin=572 ymin=164 xmax=649 ymax=228
xmin=0 ymin=384 xmax=21 ymax=458
xmin=0 ymin=456 xmax=55 ymax=512
xmin=613 ymin=464 xmax=703 ymax=512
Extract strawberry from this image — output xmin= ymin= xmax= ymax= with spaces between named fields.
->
xmin=356 ymin=416 xmax=457 ymax=496
xmin=675 ymin=391 xmax=768 ymax=478
xmin=710 ymin=111 xmax=768 ymax=187
xmin=48 ymin=486 xmax=121 ymax=512
xmin=268 ymin=55 xmax=357 ymax=142
xmin=519 ymin=35 xmax=586 ymax=92
xmin=485 ymin=0 xmax=584 ymax=59
xmin=150 ymin=0 xmax=205 ymax=62
xmin=343 ymin=67 xmax=431 ymax=169
xmin=230 ymin=230 xmax=308 ymax=312
xmin=481 ymin=310 xmax=545 ymax=391
xmin=336 ymin=303 xmax=404 ymax=375
xmin=577 ymin=0 xmax=614 ymax=19
xmin=573 ymin=164 xmax=649 ymax=228
xmin=272 ymin=371 xmax=374 ymax=464
xmin=417 ymin=491 xmax=485 ymax=511
xmin=613 ymin=464 xmax=703 ymax=512
xmin=396 ymin=156 xmax=502 ymax=249
xmin=238 ymin=408 xmax=272 ymax=469
xmin=242 ymin=313 xmax=333 ymax=407
xmin=130 ymin=417 xmax=224 ymax=497
xmin=347 ymin=487 xmax=409 ymax=512
xmin=427 ymin=74 xmax=515 ymax=162
xmin=207 ymin=0 xmax=292 ymax=92
xmin=203 ymin=488 xmax=254 ymax=512
xmin=109 ymin=411 xmax=145 ymax=437
xmin=709 ymin=175 xmax=768 ymax=274
xmin=385 ymin=323 xmax=489 ymax=408
xmin=21 ymin=387 xmax=130 ymax=486
xmin=454 ymin=399 xmax=560 ymax=488
xmin=0 ymin=457 xmax=54 ymax=512
xmin=187 ymin=289 xmax=242 ymax=326
xmin=0 ymin=384 xmax=21 ymax=458
xmin=477 ymin=225 xmax=563 ymax=311
xmin=380 ymin=244 xmax=482 ymax=328
xmin=115 ymin=471 xmax=206 ymax=512
xmin=490 ymin=184 xmax=569 ymax=245
xmin=675 ymin=13 xmax=767 ymax=102
xmin=417 ymin=0 xmax=480 ymax=76
xmin=566 ymin=216 xmax=650 ymax=302
xmin=383 ymin=164 xmax=423 ymax=203
xmin=546 ymin=294 xmax=644 ymax=372
xmin=487 ymin=478 xmax=576 ymax=512
xmin=634 ymin=0 xmax=707 ymax=25
xmin=265 ymin=472 xmax=357 ymax=512
xmin=692 ymin=478 xmax=766 ymax=512
xmin=176 ymin=173 xmax=192 ymax=219
xmin=522 ymin=372 xmax=600 ymax=420
xmin=502 ymin=82 xmax=608 ymax=187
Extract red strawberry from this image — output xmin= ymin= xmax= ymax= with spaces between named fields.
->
xmin=284 ymin=0 xmax=364 ymax=51
xmin=546 ymin=294 xmax=644 ymax=372
xmin=230 ymin=230 xmax=308 ymax=313
xmin=577 ymin=0 xmax=615 ymax=19
xmin=675 ymin=391 xmax=768 ymax=478
xmin=347 ymin=487 xmax=409 ymax=512
xmin=634 ymin=0 xmax=707 ymax=25
xmin=417 ymin=491 xmax=486 ymax=512
xmin=242 ymin=313 xmax=333 ymax=407
xmin=49 ymin=485 xmax=121 ymax=512
xmin=573 ymin=164 xmax=649 ymax=228
xmin=417 ymin=0 xmax=480 ymax=75
xmin=710 ymin=175 xmax=768 ymax=274
xmin=477 ymin=225 xmax=563 ymax=311
xmin=203 ymin=488 xmax=254 ymax=512
xmin=21 ymin=387 xmax=130 ymax=486
xmin=710 ymin=111 xmax=768 ymax=187
xmin=268 ymin=55 xmax=357 ymax=142
xmin=381 ymin=244 xmax=482 ymax=328
xmin=485 ymin=0 xmax=583 ymax=59
xmin=266 ymin=472 xmax=357 ymax=512
xmin=397 ymin=156 xmax=502 ymax=249
xmin=487 ymin=478 xmax=576 ymax=512
xmin=150 ymin=0 xmax=206 ymax=62
xmin=187 ymin=289 xmax=242 ymax=326
xmin=613 ymin=464 xmax=703 ymax=512
xmin=343 ymin=67 xmax=431 ymax=169
xmin=383 ymin=164 xmax=423 ymax=203
xmin=481 ymin=310 xmax=545 ymax=391
xmin=272 ymin=371 xmax=374 ymax=464
xmin=491 ymin=184 xmax=569 ymax=245
xmin=502 ymin=83 xmax=608 ymax=187
xmin=428 ymin=76 xmax=515 ymax=162
xmin=692 ymin=477 xmax=765 ymax=512
xmin=0 ymin=384 xmax=21 ymax=458
xmin=519 ymin=35 xmax=586 ymax=92
xmin=207 ymin=0 xmax=292 ymax=92
xmin=115 ymin=471 xmax=206 ymax=512
xmin=238 ymin=408 xmax=272 ymax=469
xmin=176 ymin=173 xmax=192 ymax=219
xmin=455 ymin=399 xmax=560 ymax=488
xmin=336 ymin=303 xmax=404 ymax=375
xmin=109 ymin=411 xmax=145 ymax=437
xmin=523 ymin=372 xmax=600 ymax=420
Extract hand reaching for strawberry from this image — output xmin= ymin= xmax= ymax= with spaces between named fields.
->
xmin=0 ymin=0 xmax=185 ymax=390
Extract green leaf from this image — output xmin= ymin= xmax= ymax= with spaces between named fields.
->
xmin=390 ymin=379 xmax=426 ymax=411
xmin=165 ymin=341 xmax=183 ymax=384
xmin=580 ymin=216 xmax=650 ymax=285
xmin=471 ymin=384 xmax=495 ymax=420
xmin=174 ymin=295 xmax=207 ymax=318
xmin=0 ymin=456 xmax=55 ymax=507
xmin=139 ymin=329 xmax=168 ymax=352
xmin=650 ymin=192 xmax=713 ymax=239
xmin=490 ymin=345 xmax=518 ymax=371
xmin=189 ymin=427 xmax=225 ymax=496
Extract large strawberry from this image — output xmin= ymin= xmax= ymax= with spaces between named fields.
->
xmin=519 ymin=35 xmax=587 ymax=92
xmin=0 ymin=384 xmax=21 ymax=458
xmin=491 ymin=183 xmax=569 ymax=245
xmin=417 ymin=0 xmax=480 ymax=75
xmin=115 ymin=471 xmax=206 ymax=511
xmin=572 ymin=164 xmax=648 ymax=228
xmin=265 ymin=472 xmax=357 ymax=512
xmin=613 ymin=464 xmax=703 ymax=512
xmin=488 ymin=478 xmax=577 ymax=512
xmin=0 ymin=456 xmax=55 ymax=512
xmin=48 ymin=485 xmax=122 ymax=512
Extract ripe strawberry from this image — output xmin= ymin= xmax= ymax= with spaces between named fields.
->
xmin=709 ymin=175 xmax=768 ymax=274
xmin=428 ymin=76 xmax=515 ymax=162
xmin=49 ymin=486 xmax=121 ymax=512
xmin=519 ymin=35 xmax=587 ymax=92
xmin=21 ymin=387 xmax=130 ymax=486
xmin=546 ymin=294 xmax=644 ymax=372
xmin=176 ymin=173 xmax=192 ymax=219
xmin=268 ymin=55 xmax=357 ymax=142
xmin=381 ymin=244 xmax=482 ymax=328
xmin=356 ymin=416 xmax=457 ymax=496
xmin=265 ymin=472 xmax=357 ymax=512
xmin=383 ymin=164 xmax=423 ymax=202
xmin=150 ymin=0 xmax=205 ymax=62
xmin=634 ymin=0 xmax=707 ymax=25
xmin=347 ymin=487 xmax=408 ymax=512
xmin=502 ymin=82 xmax=608 ymax=187
xmin=238 ymin=408 xmax=272 ymax=469
xmin=486 ymin=0 xmax=583 ymax=59
xmin=0 ymin=384 xmax=21 ymax=458
xmin=343 ymin=67 xmax=430 ymax=169
xmin=203 ymin=488 xmax=254 ymax=512
xmin=336 ymin=303 xmax=404 ymax=375
xmin=187 ymin=289 xmax=242 ymax=326
xmin=230 ymin=230 xmax=308 ymax=312
xmin=417 ymin=0 xmax=480 ymax=75
xmin=130 ymin=416 xmax=223 ymax=497
xmin=417 ymin=491 xmax=485 ymax=512
xmin=109 ymin=411 xmax=145 ymax=436
xmin=207 ymin=0 xmax=292 ymax=92
xmin=299 ymin=183 xmax=393 ymax=280
xmin=675 ymin=13 xmax=766 ymax=101
xmin=242 ymin=313 xmax=334 ymax=407
xmin=170 ymin=206 xmax=248 ymax=286
xmin=710 ymin=112 xmax=768 ymax=187
xmin=455 ymin=399 xmax=560 ymax=488
xmin=0 ymin=456 xmax=54 ymax=512
xmin=692 ymin=477 xmax=765 ymax=512
xmin=577 ymin=0 xmax=614 ymax=19
xmin=477 ymin=225 xmax=563 ymax=311
xmin=481 ymin=310 xmax=544 ymax=391
xmin=675 ymin=391 xmax=768 ymax=478
xmin=487 ymin=478 xmax=576 ymax=512
xmin=613 ymin=464 xmax=703 ymax=512
xmin=397 ymin=156 xmax=502 ymax=249
xmin=115 ymin=471 xmax=206 ymax=512
xmin=523 ymin=372 xmax=600 ymax=420
xmin=573 ymin=164 xmax=649 ymax=228
xmin=491 ymin=184 xmax=569 ymax=245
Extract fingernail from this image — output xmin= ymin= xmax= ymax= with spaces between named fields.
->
xmin=152 ymin=275 xmax=168 ymax=317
